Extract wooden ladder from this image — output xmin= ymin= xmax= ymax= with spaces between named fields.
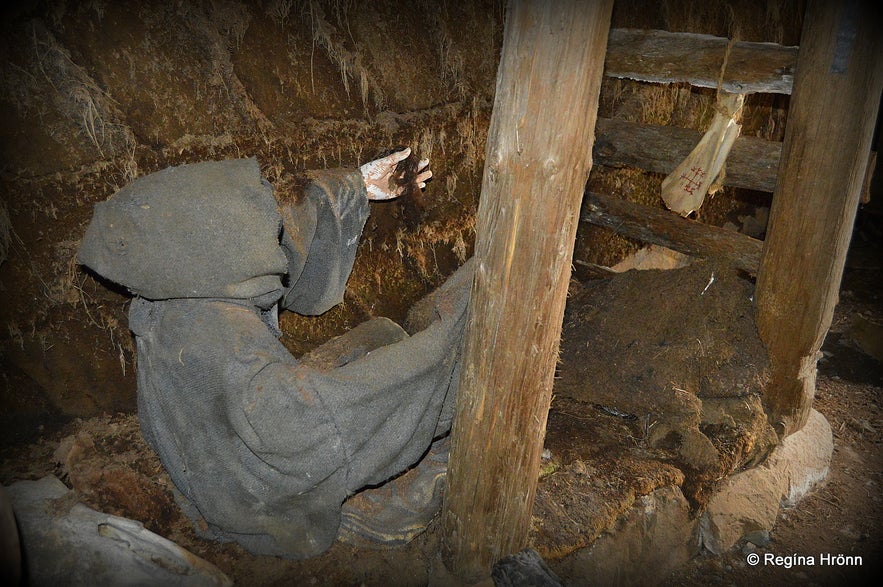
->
xmin=584 ymin=28 xmax=797 ymax=274
xmin=582 ymin=6 xmax=883 ymax=437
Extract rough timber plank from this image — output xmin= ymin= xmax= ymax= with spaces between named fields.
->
xmin=755 ymin=0 xmax=883 ymax=436
xmin=605 ymin=28 xmax=798 ymax=94
xmin=594 ymin=117 xmax=782 ymax=192
xmin=442 ymin=0 xmax=613 ymax=581
xmin=581 ymin=191 xmax=763 ymax=274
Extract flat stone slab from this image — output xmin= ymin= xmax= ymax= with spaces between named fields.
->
xmin=700 ymin=409 xmax=834 ymax=554
xmin=5 ymin=475 xmax=232 ymax=587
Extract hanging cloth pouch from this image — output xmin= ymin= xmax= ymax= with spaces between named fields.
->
xmin=661 ymin=92 xmax=744 ymax=217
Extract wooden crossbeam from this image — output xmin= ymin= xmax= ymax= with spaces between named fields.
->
xmin=592 ymin=118 xmax=876 ymax=196
xmin=580 ymin=191 xmax=763 ymax=274
xmin=594 ymin=117 xmax=782 ymax=192
xmin=605 ymin=28 xmax=798 ymax=94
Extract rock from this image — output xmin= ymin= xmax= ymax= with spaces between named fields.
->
xmin=766 ymin=408 xmax=834 ymax=507
xmin=610 ymin=244 xmax=693 ymax=272
xmin=5 ymin=475 xmax=232 ymax=587
xmin=846 ymin=314 xmax=883 ymax=362
xmin=492 ymin=548 xmax=565 ymax=587
xmin=737 ymin=207 xmax=769 ymax=239
xmin=743 ymin=529 xmax=771 ymax=547
xmin=699 ymin=464 xmax=784 ymax=555
xmin=553 ymin=486 xmax=698 ymax=586
xmin=699 ymin=409 xmax=833 ymax=553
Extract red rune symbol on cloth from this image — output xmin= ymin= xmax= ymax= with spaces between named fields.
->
xmin=679 ymin=166 xmax=706 ymax=195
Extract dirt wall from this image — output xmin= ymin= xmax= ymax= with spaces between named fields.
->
xmin=0 ymin=0 xmax=503 ymax=442
xmin=0 ymin=0 xmax=804 ymax=443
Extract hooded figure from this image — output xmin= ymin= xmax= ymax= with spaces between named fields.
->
xmin=77 ymin=154 xmax=472 ymax=559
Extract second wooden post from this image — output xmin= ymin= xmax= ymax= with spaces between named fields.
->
xmin=441 ymin=0 xmax=613 ymax=580
xmin=755 ymin=0 xmax=883 ymax=437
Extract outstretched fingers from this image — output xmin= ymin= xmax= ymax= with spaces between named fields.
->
xmin=415 ymin=158 xmax=432 ymax=189
xmin=385 ymin=148 xmax=412 ymax=167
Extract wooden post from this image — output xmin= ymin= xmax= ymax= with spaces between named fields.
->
xmin=441 ymin=0 xmax=613 ymax=580
xmin=755 ymin=0 xmax=883 ymax=437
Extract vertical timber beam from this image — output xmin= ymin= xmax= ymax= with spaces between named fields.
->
xmin=441 ymin=0 xmax=613 ymax=580
xmin=755 ymin=0 xmax=883 ymax=437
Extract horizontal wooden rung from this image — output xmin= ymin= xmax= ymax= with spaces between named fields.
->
xmin=605 ymin=28 xmax=798 ymax=95
xmin=579 ymin=191 xmax=763 ymax=275
xmin=593 ymin=117 xmax=782 ymax=192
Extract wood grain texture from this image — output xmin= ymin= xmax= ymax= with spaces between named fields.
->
xmin=594 ymin=117 xmax=783 ymax=192
xmin=581 ymin=191 xmax=763 ymax=274
xmin=605 ymin=28 xmax=798 ymax=94
xmin=755 ymin=0 xmax=883 ymax=437
xmin=441 ymin=0 xmax=613 ymax=580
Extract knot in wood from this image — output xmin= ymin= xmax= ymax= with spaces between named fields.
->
xmin=542 ymin=158 xmax=560 ymax=178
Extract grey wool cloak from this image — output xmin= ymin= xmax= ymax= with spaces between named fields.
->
xmin=77 ymin=158 xmax=471 ymax=559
